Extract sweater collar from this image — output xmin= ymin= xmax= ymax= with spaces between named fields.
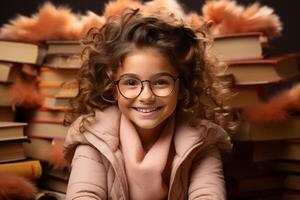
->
xmin=83 ymin=106 xmax=231 ymax=156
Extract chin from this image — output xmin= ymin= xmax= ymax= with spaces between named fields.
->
xmin=133 ymin=120 xmax=161 ymax=130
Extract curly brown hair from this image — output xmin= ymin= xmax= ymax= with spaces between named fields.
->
xmin=64 ymin=9 xmax=237 ymax=132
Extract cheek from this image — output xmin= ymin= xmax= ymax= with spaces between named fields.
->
xmin=116 ymin=93 xmax=131 ymax=112
xmin=165 ymin=87 xmax=180 ymax=112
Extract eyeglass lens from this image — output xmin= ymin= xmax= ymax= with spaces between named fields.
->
xmin=117 ymin=75 xmax=176 ymax=98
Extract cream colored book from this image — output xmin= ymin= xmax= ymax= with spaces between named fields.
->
xmin=0 ymin=121 xmax=27 ymax=140
xmin=0 ymin=40 xmax=46 ymax=65
xmin=211 ymin=32 xmax=263 ymax=61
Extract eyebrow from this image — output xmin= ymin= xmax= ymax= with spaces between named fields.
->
xmin=118 ymin=72 xmax=178 ymax=80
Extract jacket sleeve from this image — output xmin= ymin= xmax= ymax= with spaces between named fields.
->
xmin=188 ymin=146 xmax=226 ymax=200
xmin=66 ymin=144 xmax=108 ymax=200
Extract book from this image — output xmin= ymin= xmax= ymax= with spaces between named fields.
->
xmin=253 ymin=141 xmax=300 ymax=162
xmin=39 ymin=67 xmax=79 ymax=87
xmin=24 ymin=137 xmax=55 ymax=161
xmin=223 ymin=152 xmax=276 ymax=178
xmin=46 ymin=40 xmax=83 ymax=55
xmin=273 ymin=160 xmax=300 ymax=173
xmin=284 ymin=175 xmax=300 ymax=191
xmin=223 ymin=85 xmax=262 ymax=107
xmin=54 ymin=80 xmax=78 ymax=98
xmin=43 ymin=54 xmax=82 ymax=69
xmin=0 ymin=121 xmax=27 ymax=140
xmin=232 ymin=117 xmax=300 ymax=141
xmin=42 ymin=96 xmax=71 ymax=110
xmin=0 ymin=137 xmax=28 ymax=163
xmin=0 ymin=160 xmax=42 ymax=180
xmin=0 ymin=106 xmax=15 ymax=121
xmin=211 ymin=32 xmax=263 ymax=61
xmin=0 ymin=62 xmax=18 ymax=82
xmin=29 ymin=109 xmax=66 ymax=122
xmin=225 ymin=53 xmax=300 ymax=85
xmin=43 ymin=163 xmax=70 ymax=181
xmin=282 ymin=191 xmax=300 ymax=200
xmin=38 ymin=174 xmax=68 ymax=193
xmin=0 ymin=82 xmax=12 ymax=106
xmin=0 ymin=40 xmax=47 ymax=65
xmin=226 ymin=175 xmax=284 ymax=194
xmin=228 ymin=190 xmax=283 ymax=200
xmin=39 ymin=80 xmax=78 ymax=97
xmin=39 ymin=84 xmax=78 ymax=97
xmin=26 ymin=121 xmax=68 ymax=139
xmin=218 ymin=73 xmax=296 ymax=107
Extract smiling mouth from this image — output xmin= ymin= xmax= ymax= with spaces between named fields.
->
xmin=133 ymin=107 xmax=163 ymax=113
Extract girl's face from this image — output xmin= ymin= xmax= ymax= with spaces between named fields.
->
xmin=115 ymin=48 xmax=180 ymax=131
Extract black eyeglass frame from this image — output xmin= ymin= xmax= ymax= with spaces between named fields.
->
xmin=114 ymin=74 xmax=179 ymax=99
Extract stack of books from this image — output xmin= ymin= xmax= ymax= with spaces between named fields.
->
xmin=0 ymin=122 xmax=42 ymax=181
xmin=26 ymin=40 xmax=82 ymax=195
xmin=0 ymin=39 xmax=82 ymax=197
xmin=0 ymin=62 xmax=17 ymax=121
xmin=39 ymin=40 xmax=81 ymax=110
xmin=0 ymin=39 xmax=48 ymax=121
xmin=212 ymin=32 xmax=300 ymax=199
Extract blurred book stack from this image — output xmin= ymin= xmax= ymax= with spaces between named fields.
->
xmin=0 ymin=39 xmax=82 ymax=198
xmin=213 ymin=32 xmax=300 ymax=199
xmin=0 ymin=40 xmax=44 ymax=187
xmin=0 ymin=122 xmax=42 ymax=186
xmin=25 ymin=40 xmax=81 ymax=196
xmin=0 ymin=62 xmax=16 ymax=121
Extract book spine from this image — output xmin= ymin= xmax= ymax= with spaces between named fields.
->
xmin=30 ymin=120 xmax=64 ymax=124
xmin=0 ymin=160 xmax=42 ymax=180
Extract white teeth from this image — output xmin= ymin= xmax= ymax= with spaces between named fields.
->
xmin=135 ymin=107 xmax=159 ymax=113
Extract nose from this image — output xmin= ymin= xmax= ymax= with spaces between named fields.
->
xmin=139 ymin=81 xmax=155 ymax=102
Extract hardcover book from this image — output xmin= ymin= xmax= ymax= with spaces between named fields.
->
xmin=0 ymin=121 xmax=27 ymax=140
xmin=211 ymin=32 xmax=263 ymax=61
xmin=0 ymin=40 xmax=47 ymax=65
xmin=225 ymin=53 xmax=300 ymax=85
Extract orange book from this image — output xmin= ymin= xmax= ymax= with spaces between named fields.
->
xmin=0 ymin=160 xmax=42 ymax=180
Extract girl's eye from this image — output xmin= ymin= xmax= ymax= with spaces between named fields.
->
xmin=122 ymin=79 xmax=139 ymax=86
xmin=153 ymin=79 xmax=170 ymax=86
xmin=154 ymin=79 xmax=168 ymax=85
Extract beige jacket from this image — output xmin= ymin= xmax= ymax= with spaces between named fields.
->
xmin=64 ymin=106 xmax=232 ymax=200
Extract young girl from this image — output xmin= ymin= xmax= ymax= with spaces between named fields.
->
xmin=64 ymin=8 xmax=232 ymax=200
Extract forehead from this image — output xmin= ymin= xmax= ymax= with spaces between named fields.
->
xmin=116 ymin=48 xmax=177 ymax=78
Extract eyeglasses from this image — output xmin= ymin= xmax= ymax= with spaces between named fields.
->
xmin=114 ymin=73 xmax=179 ymax=99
